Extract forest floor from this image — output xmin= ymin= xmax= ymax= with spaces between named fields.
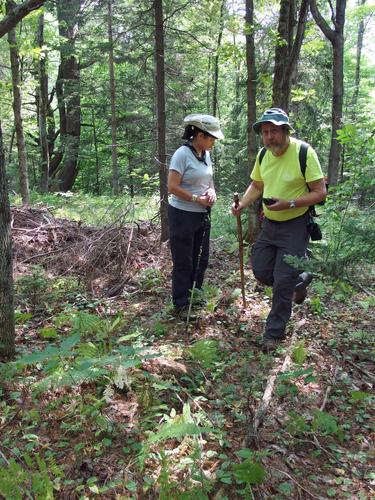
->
xmin=1 ymin=206 xmax=374 ymax=499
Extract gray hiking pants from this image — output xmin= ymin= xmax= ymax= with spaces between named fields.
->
xmin=251 ymin=211 xmax=310 ymax=340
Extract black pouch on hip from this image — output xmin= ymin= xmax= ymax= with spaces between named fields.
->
xmin=308 ymin=221 xmax=322 ymax=241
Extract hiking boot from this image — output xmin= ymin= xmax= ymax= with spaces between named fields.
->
xmin=260 ymin=337 xmax=283 ymax=353
xmin=172 ymin=306 xmax=197 ymax=322
xmin=293 ymin=272 xmax=313 ymax=304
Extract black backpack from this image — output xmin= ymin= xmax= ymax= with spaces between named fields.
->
xmin=258 ymin=142 xmax=324 ymax=217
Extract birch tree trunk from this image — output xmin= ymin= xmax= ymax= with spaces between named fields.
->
xmin=7 ymin=9 xmax=29 ymax=206
xmin=154 ymin=0 xmax=168 ymax=242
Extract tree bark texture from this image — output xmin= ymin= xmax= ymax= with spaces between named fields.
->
xmin=212 ymin=0 xmax=225 ymax=117
xmin=0 ymin=121 xmax=15 ymax=360
xmin=0 ymin=0 xmax=45 ymax=38
xmin=272 ymin=0 xmax=309 ymax=112
xmin=53 ymin=0 xmax=82 ymax=192
xmin=350 ymin=0 xmax=366 ymax=119
xmin=154 ymin=0 xmax=169 ymax=242
xmin=310 ymin=0 xmax=346 ymax=186
xmin=36 ymin=12 xmax=49 ymax=192
xmin=108 ymin=0 xmax=119 ymax=195
xmin=7 ymin=14 xmax=30 ymax=206
xmin=245 ymin=0 xmax=260 ymax=243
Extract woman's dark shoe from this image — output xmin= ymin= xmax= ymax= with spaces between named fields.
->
xmin=293 ymin=272 xmax=313 ymax=304
xmin=260 ymin=337 xmax=283 ymax=353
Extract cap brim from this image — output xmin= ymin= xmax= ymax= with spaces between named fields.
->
xmin=209 ymin=130 xmax=224 ymax=140
xmin=253 ymin=120 xmax=295 ymax=134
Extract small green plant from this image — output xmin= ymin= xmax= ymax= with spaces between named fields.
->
xmin=292 ymin=341 xmax=307 ymax=365
xmin=0 ymin=452 xmax=63 ymax=499
xmin=138 ymin=268 xmax=163 ymax=292
xmin=15 ymin=265 xmax=49 ymax=311
xmin=310 ymin=296 xmax=324 ymax=315
xmin=232 ymin=450 xmax=267 ymax=497
xmin=188 ymin=339 xmax=219 ymax=369
xmin=285 ymin=411 xmax=309 ymax=436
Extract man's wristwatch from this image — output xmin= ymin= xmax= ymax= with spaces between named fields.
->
xmin=289 ymin=199 xmax=296 ymax=209
xmin=191 ymin=194 xmax=198 ymax=202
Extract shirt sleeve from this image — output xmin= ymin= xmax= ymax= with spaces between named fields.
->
xmin=305 ymin=147 xmax=324 ymax=183
xmin=169 ymin=148 xmax=186 ymax=175
xmin=250 ymin=151 xmax=263 ymax=182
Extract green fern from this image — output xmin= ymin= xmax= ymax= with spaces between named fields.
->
xmin=0 ymin=453 xmax=59 ymax=500
xmin=188 ymin=339 xmax=219 ymax=369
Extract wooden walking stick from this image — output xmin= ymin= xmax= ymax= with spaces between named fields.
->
xmin=233 ymin=193 xmax=246 ymax=308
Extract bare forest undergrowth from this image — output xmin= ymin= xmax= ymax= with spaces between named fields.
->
xmin=1 ymin=206 xmax=374 ymax=499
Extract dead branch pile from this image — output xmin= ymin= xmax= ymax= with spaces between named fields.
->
xmin=11 ymin=206 xmax=165 ymax=293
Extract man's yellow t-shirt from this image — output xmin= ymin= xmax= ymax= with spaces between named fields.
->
xmin=251 ymin=137 xmax=324 ymax=222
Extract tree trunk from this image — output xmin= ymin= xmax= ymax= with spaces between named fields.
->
xmin=0 ymin=0 xmax=46 ymax=361
xmin=0 ymin=121 xmax=15 ymax=360
xmin=53 ymin=0 xmax=82 ymax=192
xmin=7 ymin=12 xmax=29 ymax=206
xmin=92 ymin=108 xmax=100 ymax=195
xmin=36 ymin=12 xmax=49 ymax=192
xmin=350 ymin=0 xmax=366 ymax=119
xmin=310 ymin=0 xmax=346 ymax=186
xmin=0 ymin=0 xmax=45 ymax=38
xmin=245 ymin=0 xmax=260 ymax=243
xmin=154 ymin=0 xmax=168 ymax=242
xmin=212 ymin=0 xmax=225 ymax=117
xmin=272 ymin=0 xmax=309 ymax=112
xmin=108 ymin=0 xmax=119 ymax=195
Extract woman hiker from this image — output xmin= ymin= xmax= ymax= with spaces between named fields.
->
xmin=167 ymin=113 xmax=224 ymax=319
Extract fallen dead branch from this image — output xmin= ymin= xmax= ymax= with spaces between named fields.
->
xmin=247 ymin=319 xmax=306 ymax=445
xmin=345 ymin=358 xmax=375 ymax=383
xmin=320 ymin=364 xmax=339 ymax=411
xmin=270 ymin=466 xmax=320 ymax=499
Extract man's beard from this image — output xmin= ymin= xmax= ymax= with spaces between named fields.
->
xmin=265 ymin=138 xmax=289 ymax=156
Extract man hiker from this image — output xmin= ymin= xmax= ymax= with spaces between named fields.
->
xmin=232 ymin=108 xmax=326 ymax=351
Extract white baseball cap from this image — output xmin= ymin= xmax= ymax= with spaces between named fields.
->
xmin=184 ymin=113 xmax=224 ymax=140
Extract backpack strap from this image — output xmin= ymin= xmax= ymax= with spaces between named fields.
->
xmin=299 ymin=142 xmax=318 ymax=216
xmin=299 ymin=142 xmax=308 ymax=177
xmin=259 ymin=147 xmax=267 ymax=165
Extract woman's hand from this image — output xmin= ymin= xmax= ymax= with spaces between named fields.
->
xmin=201 ymin=188 xmax=217 ymax=207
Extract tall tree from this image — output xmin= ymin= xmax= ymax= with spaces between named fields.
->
xmin=0 ymin=0 xmax=45 ymax=361
xmin=0 ymin=0 xmax=45 ymax=37
xmin=108 ymin=0 xmax=119 ymax=195
xmin=52 ymin=0 xmax=82 ymax=191
xmin=310 ymin=0 xmax=346 ymax=186
xmin=212 ymin=0 xmax=225 ymax=117
xmin=272 ymin=0 xmax=310 ymax=112
xmin=0 ymin=122 xmax=15 ymax=360
xmin=154 ymin=0 xmax=168 ymax=242
xmin=245 ymin=0 xmax=260 ymax=242
xmin=7 ymin=1 xmax=30 ymax=206
xmin=350 ymin=0 xmax=367 ymax=119
xmin=36 ymin=12 xmax=49 ymax=192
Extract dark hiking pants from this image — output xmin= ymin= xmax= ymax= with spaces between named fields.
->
xmin=251 ymin=211 xmax=310 ymax=340
xmin=168 ymin=205 xmax=210 ymax=308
